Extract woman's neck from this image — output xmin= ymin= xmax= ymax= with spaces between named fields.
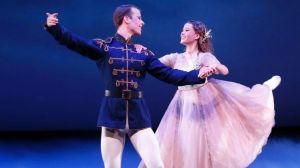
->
xmin=185 ymin=42 xmax=200 ymax=56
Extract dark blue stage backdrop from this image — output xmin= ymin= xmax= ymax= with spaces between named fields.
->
xmin=0 ymin=0 xmax=298 ymax=131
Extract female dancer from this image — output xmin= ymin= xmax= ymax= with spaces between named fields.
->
xmin=140 ymin=20 xmax=281 ymax=168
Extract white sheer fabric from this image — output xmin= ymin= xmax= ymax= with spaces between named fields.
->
xmin=140 ymin=52 xmax=275 ymax=168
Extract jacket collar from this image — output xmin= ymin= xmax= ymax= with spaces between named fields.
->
xmin=114 ymin=33 xmax=133 ymax=45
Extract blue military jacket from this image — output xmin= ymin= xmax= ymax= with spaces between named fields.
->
xmin=46 ymin=24 xmax=206 ymax=129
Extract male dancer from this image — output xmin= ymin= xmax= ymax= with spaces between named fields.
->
xmin=45 ymin=4 xmax=211 ymax=168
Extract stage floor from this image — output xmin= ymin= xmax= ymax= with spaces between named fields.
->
xmin=0 ymin=130 xmax=299 ymax=168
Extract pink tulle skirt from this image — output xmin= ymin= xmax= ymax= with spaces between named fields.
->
xmin=140 ymin=78 xmax=275 ymax=168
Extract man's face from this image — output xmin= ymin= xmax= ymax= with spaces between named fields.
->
xmin=127 ymin=8 xmax=144 ymax=35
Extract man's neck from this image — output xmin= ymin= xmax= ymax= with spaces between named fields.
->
xmin=116 ymin=26 xmax=133 ymax=41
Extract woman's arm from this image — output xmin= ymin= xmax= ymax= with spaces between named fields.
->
xmin=210 ymin=63 xmax=229 ymax=75
xmin=203 ymin=53 xmax=229 ymax=75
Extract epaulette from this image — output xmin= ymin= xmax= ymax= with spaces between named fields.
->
xmin=93 ymin=37 xmax=113 ymax=51
xmin=93 ymin=36 xmax=113 ymax=44
xmin=104 ymin=37 xmax=113 ymax=44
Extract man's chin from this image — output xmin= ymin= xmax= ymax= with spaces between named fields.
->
xmin=135 ymin=31 xmax=142 ymax=36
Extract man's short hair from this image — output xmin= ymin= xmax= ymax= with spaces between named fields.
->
xmin=113 ymin=4 xmax=140 ymax=28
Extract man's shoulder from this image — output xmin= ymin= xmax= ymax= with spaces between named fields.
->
xmin=93 ymin=37 xmax=114 ymax=44
xmin=92 ymin=37 xmax=115 ymax=51
xmin=134 ymin=43 xmax=155 ymax=56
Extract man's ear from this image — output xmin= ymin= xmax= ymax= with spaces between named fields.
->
xmin=123 ymin=15 xmax=131 ymax=24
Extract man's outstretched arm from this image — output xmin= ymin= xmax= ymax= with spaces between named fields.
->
xmin=44 ymin=13 xmax=105 ymax=60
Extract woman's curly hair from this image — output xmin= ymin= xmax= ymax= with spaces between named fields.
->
xmin=187 ymin=20 xmax=213 ymax=53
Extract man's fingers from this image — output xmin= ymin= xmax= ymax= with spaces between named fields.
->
xmin=47 ymin=20 xmax=58 ymax=26
xmin=53 ymin=13 xmax=59 ymax=17
xmin=47 ymin=20 xmax=58 ymax=25
xmin=50 ymin=18 xmax=58 ymax=22
xmin=48 ymin=17 xmax=58 ymax=21
xmin=46 ymin=12 xmax=59 ymax=17
xmin=48 ymin=21 xmax=58 ymax=24
xmin=48 ymin=18 xmax=59 ymax=23
xmin=199 ymin=71 xmax=207 ymax=78
xmin=200 ymin=74 xmax=207 ymax=78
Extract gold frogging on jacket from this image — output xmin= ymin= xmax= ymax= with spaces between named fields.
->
xmin=108 ymin=57 xmax=145 ymax=66
xmin=94 ymin=38 xmax=112 ymax=51
xmin=116 ymin=79 xmax=138 ymax=88
xmin=93 ymin=37 xmax=154 ymax=90
xmin=112 ymin=68 xmax=141 ymax=77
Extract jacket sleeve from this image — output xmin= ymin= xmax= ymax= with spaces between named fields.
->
xmin=45 ymin=24 xmax=105 ymax=61
xmin=146 ymin=55 xmax=206 ymax=86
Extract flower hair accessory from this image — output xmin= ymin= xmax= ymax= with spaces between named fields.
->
xmin=205 ymin=29 xmax=212 ymax=39
xmin=200 ymin=29 xmax=212 ymax=44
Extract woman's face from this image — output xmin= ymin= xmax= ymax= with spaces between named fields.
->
xmin=180 ymin=23 xmax=199 ymax=45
